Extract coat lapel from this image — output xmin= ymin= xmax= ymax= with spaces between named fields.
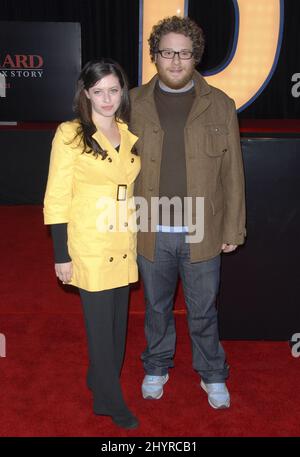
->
xmin=133 ymin=75 xmax=161 ymax=127
xmin=186 ymin=72 xmax=212 ymax=126
xmin=91 ymin=129 xmax=125 ymax=184
xmin=118 ymin=123 xmax=141 ymax=184
xmin=91 ymin=123 xmax=139 ymax=185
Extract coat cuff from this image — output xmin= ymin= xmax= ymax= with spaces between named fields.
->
xmin=223 ymin=228 xmax=247 ymax=245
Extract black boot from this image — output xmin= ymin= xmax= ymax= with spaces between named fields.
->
xmin=112 ymin=412 xmax=139 ymax=430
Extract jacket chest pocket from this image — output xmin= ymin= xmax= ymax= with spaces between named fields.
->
xmin=204 ymin=124 xmax=228 ymax=157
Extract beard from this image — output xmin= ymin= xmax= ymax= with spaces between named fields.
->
xmin=156 ymin=64 xmax=195 ymax=90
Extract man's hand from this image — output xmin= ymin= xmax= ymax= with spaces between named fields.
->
xmin=221 ymin=243 xmax=238 ymax=253
xmin=55 ymin=262 xmax=73 ymax=283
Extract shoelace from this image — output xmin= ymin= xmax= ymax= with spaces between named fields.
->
xmin=147 ymin=376 xmax=160 ymax=383
xmin=146 ymin=376 xmax=166 ymax=384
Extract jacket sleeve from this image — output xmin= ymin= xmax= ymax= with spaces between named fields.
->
xmin=221 ymin=100 xmax=246 ymax=245
xmin=43 ymin=123 xmax=76 ymax=224
xmin=51 ymin=223 xmax=72 ymax=263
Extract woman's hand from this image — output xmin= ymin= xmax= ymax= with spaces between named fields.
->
xmin=55 ymin=262 xmax=73 ymax=283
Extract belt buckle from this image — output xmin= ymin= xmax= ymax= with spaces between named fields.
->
xmin=117 ymin=184 xmax=127 ymax=201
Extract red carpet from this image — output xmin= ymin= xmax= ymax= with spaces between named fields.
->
xmin=0 ymin=206 xmax=299 ymax=436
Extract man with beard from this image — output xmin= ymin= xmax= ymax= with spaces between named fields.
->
xmin=130 ymin=16 xmax=246 ymax=409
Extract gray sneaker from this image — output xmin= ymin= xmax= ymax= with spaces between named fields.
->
xmin=200 ymin=380 xmax=230 ymax=409
xmin=142 ymin=374 xmax=169 ymax=399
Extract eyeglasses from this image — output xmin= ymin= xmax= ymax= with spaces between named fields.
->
xmin=157 ymin=49 xmax=194 ymax=60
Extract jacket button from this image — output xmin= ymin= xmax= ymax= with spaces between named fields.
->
xmin=109 ymin=257 xmax=114 ymax=262
xmin=222 ymin=148 xmax=227 ymax=153
xmin=124 ymin=222 xmax=128 ymax=227
xmin=214 ymin=128 xmax=219 ymax=132
xmin=150 ymin=157 xmax=156 ymax=162
xmin=108 ymin=157 xmax=112 ymax=162
xmin=153 ymin=128 xmax=159 ymax=133
xmin=123 ymin=254 xmax=127 ymax=259
xmin=109 ymin=224 xmax=114 ymax=230
xmin=148 ymin=187 xmax=153 ymax=191
xmin=131 ymin=158 xmax=135 ymax=163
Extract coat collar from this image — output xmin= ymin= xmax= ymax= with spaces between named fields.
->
xmin=91 ymin=121 xmax=139 ymax=185
xmin=133 ymin=71 xmax=212 ymax=127
xmin=92 ymin=121 xmax=137 ymax=154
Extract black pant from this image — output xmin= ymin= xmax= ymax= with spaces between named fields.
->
xmin=79 ymin=285 xmax=130 ymax=416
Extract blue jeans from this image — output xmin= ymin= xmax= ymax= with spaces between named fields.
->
xmin=138 ymin=232 xmax=229 ymax=383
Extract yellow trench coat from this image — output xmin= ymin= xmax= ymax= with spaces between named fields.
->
xmin=44 ymin=120 xmax=141 ymax=292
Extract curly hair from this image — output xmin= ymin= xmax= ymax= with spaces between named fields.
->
xmin=148 ymin=16 xmax=205 ymax=65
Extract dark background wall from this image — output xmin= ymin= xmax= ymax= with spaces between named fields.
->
xmin=219 ymin=138 xmax=300 ymax=340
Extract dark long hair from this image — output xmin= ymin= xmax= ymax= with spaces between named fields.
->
xmin=72 ymin=59 xmax=130 ymax=159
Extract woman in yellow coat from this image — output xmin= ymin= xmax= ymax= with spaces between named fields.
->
xmin=44 ymin=60 xmax=140 ymax=429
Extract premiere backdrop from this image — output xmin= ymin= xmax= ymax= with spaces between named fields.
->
xmin=0 ymin=0 xmax=140 ymax=121
xmin=0 ymin=21 xmax=81 ymax=121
